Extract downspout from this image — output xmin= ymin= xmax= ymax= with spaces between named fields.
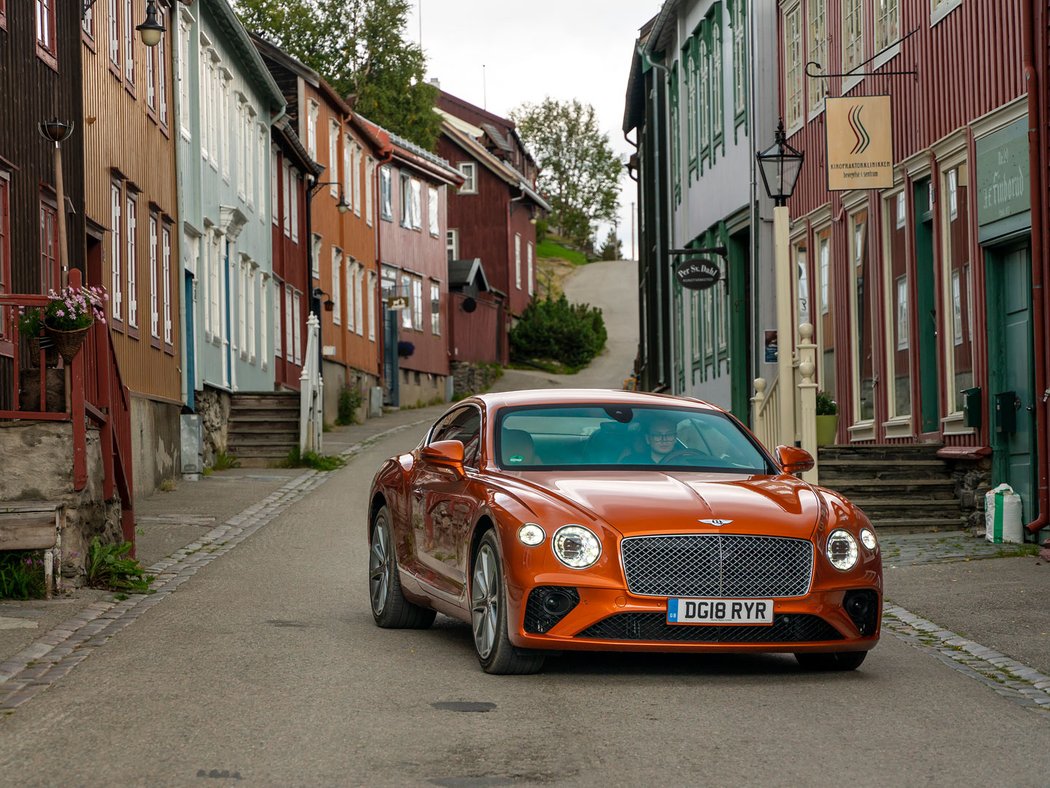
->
xmin=1023 ymin=0 xmax=1049 ymax=535
xmin=373 ymin=143 xmax=395 ymax=391
xmin=643 ymin=47 xmax=671 ymax=391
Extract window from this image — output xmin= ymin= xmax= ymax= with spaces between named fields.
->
xmin=684 ymin=44 xmax=697 ymax=173
xmin=343 ymin=134 xmax=353 ymax=210
xmin=332 ymin=248 xmax=342 ymax=325
xmin=35 ymin=0 xmax=57 ymax=65
xmin=126 ymin=193 xmax=138 ymax=330
xmin=401 ymin=273 xmax=412 ymax=329
xmin=896 ymin=276 xmax=909 ymax=350
xmin=257 ymin=125 xmax=266 ymax=217
xmin=446 ymin=229 xmax=459 ymax=262
xmin=221 ymin=79 xmax=232 ymax=179
xmin=699 ymin=33 xmax=710 ymax=160
xmin=410 ymin=180 xmax=422 ymax=230
xmin=247 ymin=265 xmax=256 ymax=362
xmin=783 ymin=1 xmax=803 ymax=128
xmin=514 ymin=233 xmax=522 ymax=289
xmin=236 ymin=98 xmax=246 ymax=198
xmin=428 ymin=186 xmax=439 ymax=236
xmin=948 ymin=168 xmax=958 ymax=220
xmin=282 ymin=160 xmax=291 ymax=237
xmin=849 ymin=210 xmax=873 ymax=422
xmin=292 ymin=290 xmax=302 ymax=364
xmin=307 ymin=101 xmax=319 ymax=159
xmin=412 ymin=276 xmax=423 ymax=330
xmin=430 ymin=280 xmax=441 ymax=335
xmin=931 ymin=0 xmax=963 ymax=26
xmin=208 ymin=229 xmax=221 ymax=340
xmin=731 ymin=0 xmax=748 ymax=122
xmin=156 ymin=17 xmax=168 ymax=126
xmin=875 ymin=0 xmax=899 ymax=52
xmin=842 ymin=0 xmax=864 ymax=75
xmin=380 ymin=166 xmax=393 ymax=220
xmin=345 ymin=258 xmax=355 ymax=333
xmin=0 ymin=176 xmax=9 ymax=342
xmin=149 ymin=214 xmax=160 ymax=338
xmin=273 ymin=277 xmax=283 ymax=360
xmin=162 ymin=224 xmax=173 ymax=345
xmin=123 ymin=0 xmax=134 ymax=84
xmin=527 ymin=242 xmax=534 ymax=296
xmin=670 ymin=63 xmax=681 ymax=203
xmin=458 ymin=162 xmax=477 ymax=194
xmin=178 ymin=17 xmax=190 ymax=138
xmin=39 ymin=200 xmax=58 ymax=295
xmin=271 ymin=148 xmax=279 ymax=226
xmin=367 ymin=271 xmax=377 ymax=341
xmin=710 ymin=9 xmax=723 ymax=151
xmin=260 ymin=272 xmax=269 ymax=369
xmin=290 ymin=168 xmax=299 ymax=242
xmin=311 ymin=234 xmax=322 ymax=280
xmin=111 ymin=184 xmax=123 ymax=321
xmin=328 ymin=121 xmax=340 ymax=197
xmin=246 ymin=109 xmax=257 ymax=208
xmin=366 ymin=157 xmax=375 ymax=227
xmin=354 ymin=263 xmax=363 ymax=335
xmin=896 ymin=191 xmax=906 ymax=228
xmin=400 ymin=173 xmax=411 ymax=227
xmin=284 ymin=284 xmax=293 ymax=361
xmin=806 ymin=0 xmax=827 ymax=114
xmin=353 ymin=145 xmax=362 ymax=216
xmin=109 ymin=0 xmax=120 ymax=69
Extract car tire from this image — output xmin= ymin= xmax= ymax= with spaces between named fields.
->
xmin=369 ymin=506 xmax=436 ymax=629
xmin=471 ymin=531 xmax=545 ymax=675
xmin=794 ymin=650 xmax=868 ymax=671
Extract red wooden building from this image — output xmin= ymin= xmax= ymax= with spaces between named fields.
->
xmin=779 ymin=0 xmax=1038 ymax=532
xmin=435 ymin=91 xmax=549 ymax=365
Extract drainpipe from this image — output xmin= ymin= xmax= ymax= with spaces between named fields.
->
xmin=1023 ymin=0 xmax=1048 ymax=536
xmin=372 ymin=142 xmax=395 ymax=395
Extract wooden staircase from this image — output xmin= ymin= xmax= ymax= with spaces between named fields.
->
xmin=227 ymin=391 xmax=299 ymax=467
xmin=817 ymin=444 xmax=965 ymax=532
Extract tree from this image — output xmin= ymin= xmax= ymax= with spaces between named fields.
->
xmin=511 ymin=98 xmax=622 ymax=248
xmin=233 ymin=0 xmax=442 ymax=150
xmin=598 ymin=228 xmax=622 ymax=261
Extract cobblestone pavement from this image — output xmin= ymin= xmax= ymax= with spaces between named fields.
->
xmin=879 ymin=531 xmax=1039 ymax=568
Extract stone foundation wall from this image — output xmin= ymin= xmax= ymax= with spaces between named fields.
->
xmin=321 ymin=361 xmax=380 ymax=425
xmin=951 ymin=457 xmax=993 ymax=533
xmin=0 ymin=422 xmax=122 ymax=584
xmin=195 ymin=386 xmax=231 ymax=467
xmin=450 ymin=361 xmax=502 ymax=399
xmin=397 ymin=369 xmax=447 ymax=410
xmin=130 ymin=396 xmax=182 ymax=496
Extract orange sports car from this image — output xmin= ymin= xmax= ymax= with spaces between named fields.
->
xmin=367 ymin=389 xmax=881 ymax=674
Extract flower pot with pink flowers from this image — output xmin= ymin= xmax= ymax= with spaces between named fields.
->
xmin=18 ymin=284 xmax=108 ymax=364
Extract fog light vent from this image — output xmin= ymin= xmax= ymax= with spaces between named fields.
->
xmin=524 ymin=587 xmax=580 ymax=633
xmin=843 ymin=589 xmax=880 ymax=636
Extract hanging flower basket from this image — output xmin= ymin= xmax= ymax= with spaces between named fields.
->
xmin=44 ymin=321 xmax=92 ymax=363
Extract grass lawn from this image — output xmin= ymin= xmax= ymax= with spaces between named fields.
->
xmin=536 ymin=239 xmax=588 ymax=266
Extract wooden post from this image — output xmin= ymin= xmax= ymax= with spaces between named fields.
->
xmin=69 ymin=270 xmax=87 ymax=490
xmin=797 ymin=322 xmax=819 ymax=483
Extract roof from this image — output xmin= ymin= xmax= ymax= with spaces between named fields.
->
xmin=202 ymin=0 xmax=286 ymax=114
xmin=356 ymin=116 xmax=463 ymax=186
xmin=273 ymin=118 xmax=323 ymax=177
xmin=470 ymin=388 xmax=719 ymax=412
xmin=644 ymin=0 xmax=683 ymax=58
xmin=623 ymin=14 xmax=659 ymax=133
xmin=441 ymin=121 xmax=551 ymax=212
xmin=448 ymin=258 xmax=491 ymax=291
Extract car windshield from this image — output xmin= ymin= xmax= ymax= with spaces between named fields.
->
xmin=495 ymin=405 xmax=770 ymax=473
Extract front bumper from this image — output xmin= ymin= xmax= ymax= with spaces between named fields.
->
xmin=506 ymin=583 xmax=881 ymax=654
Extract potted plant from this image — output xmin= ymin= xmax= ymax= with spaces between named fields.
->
xmin=19 ymin=284 xmax=107 ymax=363
xmin=397 ymin=340 xmax=415 ymax=358
xmin=815 ymin=389 xmax=839 ymax=446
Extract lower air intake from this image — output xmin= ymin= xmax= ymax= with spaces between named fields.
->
xmin=575 ymin=613 xmax=843 ymax=643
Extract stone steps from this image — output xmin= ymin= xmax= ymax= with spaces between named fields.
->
xmin=227 ymin=392 xmax=300 ymax=468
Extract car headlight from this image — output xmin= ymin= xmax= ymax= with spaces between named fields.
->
xmin=518 ymin=523 xmax=545 ymax=546
xmin=826 ymin=529 xmax=859 ymax=571
xmin=860 ymin=528 xmax=878 ymax=551
xmin=552 ymin=525 xmax=601 ymax=568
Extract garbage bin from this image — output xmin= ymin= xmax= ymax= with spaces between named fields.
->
xmin=985 ymin=483 xmax=1023 ymax=543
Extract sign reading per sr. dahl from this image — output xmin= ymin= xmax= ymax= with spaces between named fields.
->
xmin=826 ymin=95 xmax=893 ymax=191
xmin=674 ymin=258 xmax=721 ymax=290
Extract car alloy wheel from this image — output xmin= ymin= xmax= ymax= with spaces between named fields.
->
xmin=368 ymin=506 xmax=436 ymax=629
xmin=471 ymin=542 xmax=499 ymax=659
xmin=369 ymin=520 xmax=391 ymax=617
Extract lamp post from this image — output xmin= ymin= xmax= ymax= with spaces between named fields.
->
xmin=83 ymin=0 xmax=166 ymax=47
xmin=38 ymin=118 xmax=75 ymax=288
xmin=756 ymin=118 xmax=804 ymax=448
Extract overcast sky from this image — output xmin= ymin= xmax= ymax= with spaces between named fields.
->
xmin=406 ymin=0 xmax=664 ymax=258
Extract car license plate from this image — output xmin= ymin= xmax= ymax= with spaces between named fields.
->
xmin=666 ymin=598 xmax=774 ymax=626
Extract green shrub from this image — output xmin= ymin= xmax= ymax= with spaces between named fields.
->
xmin=509 ymin=294 xmax=607 ymax=370
xmin=816 ymin=390 xmax=838 ymax=416
xmin=337 ymin=384 xmax=363 ymax=425
xmin=86 ymin=538 xmax=154 ymax=594
xmin=209 ymin=451 xmax=240 ymax=471
xmin=0 ymin=551 xmax=46 ymax=599
xmin=280 ymin=447 xmax=347 ymax=471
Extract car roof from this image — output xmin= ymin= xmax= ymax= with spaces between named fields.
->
xmin=470 ymin=388 xmax=723 ymax=413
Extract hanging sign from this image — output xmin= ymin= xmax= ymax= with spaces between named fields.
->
xmin=826 ymin=95 xmax=893 ymax=191
xmin=674 ymin=258 xmax=721 ymax=290
xmin=385 ymin=295 xmax=409 ymax=310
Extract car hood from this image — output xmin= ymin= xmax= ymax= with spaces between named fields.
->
xmin=508 ymin=470 xmax=825 ymax=539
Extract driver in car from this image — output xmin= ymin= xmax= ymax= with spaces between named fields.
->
xmin=623 ymin=418 xmax=680 ymax=464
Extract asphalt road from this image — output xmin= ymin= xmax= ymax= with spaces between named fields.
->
xmin=2 ymin=260 xmax=1049 ymax=785
xmin=2 ymin=427 xmax=1050 ymax=786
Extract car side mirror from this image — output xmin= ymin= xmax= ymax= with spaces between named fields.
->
xmin=421 ymin=439 xmax=466 ymax=478
xmin=776 ymin=445 xmax=814 ymax=475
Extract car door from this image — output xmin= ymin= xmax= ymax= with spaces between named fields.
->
xmin=411 ymin=405 xmax=483 ymax=599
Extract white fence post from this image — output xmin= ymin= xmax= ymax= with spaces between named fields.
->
xmin=300 ymin=312 xmax=322 ymax=454
xmin=797 ymin=322 xmax=818 ymax=483
xmin=752 ymin=377 xmax=766 ymax=445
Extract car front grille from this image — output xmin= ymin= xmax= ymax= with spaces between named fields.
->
xmin=620 ymin=534 xmax=813 ymax=598
xmin=575 ymin=613 xmax=842 ymax=643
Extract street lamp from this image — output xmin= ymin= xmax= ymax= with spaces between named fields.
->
xmin=756 ymin=118 xmax=804 ymax=447
xmin=38 ymin=118 xmax=75 ymax=288
xmin=82 ymin=0 xmax=166 ymax=48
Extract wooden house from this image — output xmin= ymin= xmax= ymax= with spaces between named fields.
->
xmin=436 ymin=90 xmax=548 ymax=365
xmin=359 ymin=119 xmax=463 ymax=408
xmin=171 ymin=0 xmax=285 ymax=463
xmin=252 ymin=35 xmax=390 ymax=424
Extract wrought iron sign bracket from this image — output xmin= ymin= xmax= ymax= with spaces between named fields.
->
xmin=669 ymin=246 xmax=727 ymax=259
xmin=806 ymin=27 xmax=920 ymax=82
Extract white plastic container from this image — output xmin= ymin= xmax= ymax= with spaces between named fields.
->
xmin=985 ymin=483 xmax=1024 ymax=543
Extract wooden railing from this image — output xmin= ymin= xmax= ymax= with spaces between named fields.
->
xmin=0 ymin=270 xmax=135 ymax=546
xmin=750 ymin=375 xmax=779 ymax=453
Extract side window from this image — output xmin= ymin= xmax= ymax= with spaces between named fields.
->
xmin=429 ymin=407 xmax=482 ymax=467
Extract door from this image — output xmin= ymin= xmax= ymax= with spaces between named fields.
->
xmin=185 ymin=272 xmax=196 ymax=410
xmin=914 ymin=179 xmax=939 ymax=433
xmin=383 ymin=308 xmax=399 ymax=406
xmin=986 ymin=242 xmax=1036 ymax=523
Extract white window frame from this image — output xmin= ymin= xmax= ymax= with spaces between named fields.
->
xmin=806 ymin=0 xmax=827 ymax=116
xmin=111 ymin=183 xmax=123 ymax=321
xmin=514 ymin=233 xmax=522 ymax=289
xmin=401 ymin=272 xmax=412 ymax=329
xmin=343 ymin=133 xmax=353 ymax=210
xmin=292 ymin=290 xmax=302 ymax=365
xmin=353 ymin=144 xmax=362 ymax=216
xmin=410 ymin=179 xmax=422 ymax=230
xmin=446 ymin=229 xmax=459 ymax=261
xmin=367 ymin=271 xmax=377 ymax=341
xmin=329 ymin=120 xmax=340 ymax=198
xmin=149 ymin=214 xmax=159 ymax=338
xmin=842 ymin=0 xmax=865 ymax=88
xmin=311 ymin=234 xmax=322 ymax=280
xmin=290 ymin=167 xmax=299 ymax=242
xmin=380 ymin=166 xmax=393 ymax=220
xmin=162 ymin=224 xmax=172 ymax=344
xmin=271 ymin=147 xmax=279 ymax=226
xmin=284 ymin=283 xmax=294 ymax=362
xmin=345 ymin=257 xmax=355 ymax=333
xmin=332 ymin=248 xmax=342 ymax=325
xmin=458 ymin=162 xmax=477 ymax=194
xmin=247 ymin=263 xmax=257 ymax=363
xmin=366 ymin=157 xmax=375 ymax=227
xmin=430 ymin=280 xmax=441 ymax=335
xmin=527 ymin=241 xmax=534 ymax=296
xmin=273 ymin=276 xmax=283 ymax=361
xmin=412 ymin=276 xmax=423 ymax=330
xmin=307 ymin=100 xmax=319 ymax=159
xmin=354 ymin=263 xmax=363 ymax=336
xmin=126 ymin=193 xmax=138 ymax=329
xmin=428 ymin=185 xmax=439 ymax=236
xmin=783 ymin=1 xmax=803 ymax=130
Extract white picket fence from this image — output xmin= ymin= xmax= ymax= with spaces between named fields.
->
xmin=299 ymin=312 xmax=323 ymax=455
